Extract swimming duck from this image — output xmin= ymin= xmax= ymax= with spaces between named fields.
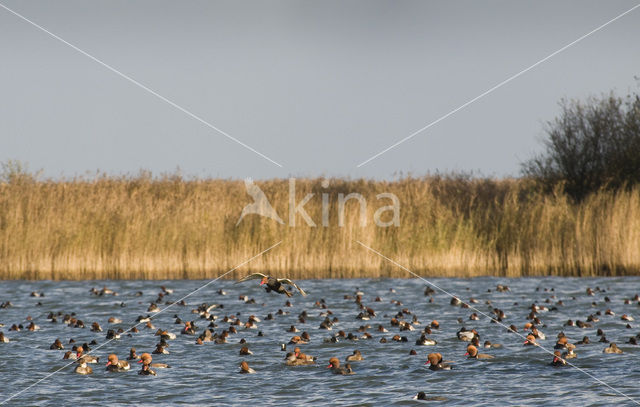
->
xmin=413 ymin=392 xmax=447 ymax=401
xmin=483 ymin=341 xmax=502 ymax=348
xmin=465 ymin=345 xmax=495 ymax=359
xmin=426 ymin=353 xmax=451 ymax=371
xmin=155 ymin=329 xmax=177 ymax=340
xmin=550 ymin=351 xmax=566 ymax=367
xmin=239 ymin=361 xmax=256 ymax=374
xmin=554 ymin=337 xmax=569 ymax=350
xmin=345 ymin=350 xmax=363 ymax=362
xmin=523 ymin=334 xmax=538 ymax=346
xmin=562 ymin=346 xmax=577 ymax=359
xmin=293 ymin=347 xmax=316 ymax=363
xmin=284 ymin=352 xmax=310 ymax=366
xmin=49 ymin=338 xmax=63 ymax=350
xmin=105 ymin=354 xmax=130 ymax=372
xmin=603 ymin=343 xmax=623 ymax=354
xmin=457 ymin=328 xmax=478 ymax=342
xmin=63 ymin=351 xmax=77 ymax=360
xmin=327 ymin=357 xmax=354 ymax=375
xmin=74 ymin=358 xmax=93 ymax=375
xmin=152 ymin=344 xmax=169 ymax=355
xmin=415 ymin=334 xmax=437 ymax=346
xmin=76 ymin=346 xmax=99 ymax=363
xmin=127 ymin=347 xmax=140 ymax=361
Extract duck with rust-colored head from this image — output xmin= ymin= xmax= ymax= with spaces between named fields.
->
xmin=327 ymin=357 xmax=354 ymax=375
xmin=106 ymin=354 xmax=130 ymax=372
xmin=138 ymin=353 xmax=157 ymax=376
xmin=550 ymin=351 xmax=566 ymax=367
xmin=426 ymin=353 xmax=451 ymax=371
xmin=465 ymin=345 xmax=494 ymax=359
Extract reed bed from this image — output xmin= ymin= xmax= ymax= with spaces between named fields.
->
xmin=1 ymin=173 xmax=639 ymax=280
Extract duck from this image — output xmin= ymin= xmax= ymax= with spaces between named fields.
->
xmin=550 ymin=351 xmax=566 ymax=367
xmin=413 ymin=392 xmax=447 ymax=401
xmin=523 ymin=334 xmax=538 ymax=346
xmin=288 ymin=335 xmax=308 ymax=345
xmin=105 ymin=354 xmax=130 ymax=372
xmin=139 ymin=362 xmax=157 ymax=376
xmin=562 ymin=346 xmax=577 ymax=359
xmin=285 ymin=350 xmax=316 ymax=366
xmin=284 ymin=352 xmax=310 ymax=366
xmin=181 ymin=321 xmax=196 ymax=335
xmin=426 ymin=353 xmax=451 ymax=371
xmin=576 ymin=336 xmax=590 ymax=345
xmin=27 ymin=322 xmax=40 ymax=331
xmin=239 ymin=361 xmax=256 ymax=374
xmin=155 ymin=329 xmax=177 ymax=340
xmin=127 ymin=347 xmax=140 ymax=361
xmin=327 ymin=357 xmax=354 ymax=375
xmin=74 ymin=358 xmax=93 ymax=375
xmin=137 ymin=352 xmax=170 ymax=369
xmin=76 ymin=347 xmax=99 ymax=363
xmin=415 ymin=334 xmax=437 ymax=346
xmin=465 ymin=345 xmax=495 ymax=359
xmin=239 ymin=346 xmax=253 ymax=355
xmin=49 ymin=338 xmax=63 ymax=350
xmin=152 ymin=344 xmax=169 ymax=355
xmin=345 ymin=350 xmax=363 ymax=362
xmin=554 ymin=337 xmax=569 ymax=350
xmin=284 ymin=352 xmax=300 ymax=365
xmin=603 ymin=343 xmax=623 ymax=354
xmin=483 ymin=341 xmax=502 ymax=349
xmin=138 ymin=353 xmax=171 ymax=376
xmin=457 ymin=328 xmax=478 ymax=342
xmin=0 ymin=332 xmax=8 ymax=343
xmin=293 ymin=347 xmax=316 ymax=363
xmin=236 ymin=273 xmax=307 ymax=297
xmin=63 ymin=351 xmax=77 ymax=360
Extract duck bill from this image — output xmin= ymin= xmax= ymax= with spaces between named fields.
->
xmin=464 ymin=352 xmax=469 ymax=356
xmin=553 ymin=357 xmax=558 ymax=363
xmin=106 ymin=361 xmax=111 ymax=366
xmin=137 ymin=360 xmax=143 ymax=364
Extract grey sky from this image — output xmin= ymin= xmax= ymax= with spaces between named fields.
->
xmin=1 ymin=0 xmax=639 ymax=180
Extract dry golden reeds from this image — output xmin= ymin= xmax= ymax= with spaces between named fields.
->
xmin=0 ymin=172 xmax=638 ymax=279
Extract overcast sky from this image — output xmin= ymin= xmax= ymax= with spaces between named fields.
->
xmin=1 ymin=0 xmax=639 ymax=180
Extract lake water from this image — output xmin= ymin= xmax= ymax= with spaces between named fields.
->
xmin=1 ymin=277 xmax=639 ymax=406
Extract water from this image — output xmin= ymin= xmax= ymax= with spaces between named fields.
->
xmin=1 ymin=277 xmax=639 ymax=406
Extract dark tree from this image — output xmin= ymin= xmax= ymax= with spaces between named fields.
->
xmin=522 ymin=93 xmax=640 ymax=201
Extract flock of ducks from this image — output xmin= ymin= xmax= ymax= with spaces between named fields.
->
xmin=1 ymin=274 xmax=638 ymax=402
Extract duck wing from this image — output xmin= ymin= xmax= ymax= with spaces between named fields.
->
xmin=277 ymin=278 xmax=307 ymax=296
xmin=236 ymin=273 xmax=268 ymax=284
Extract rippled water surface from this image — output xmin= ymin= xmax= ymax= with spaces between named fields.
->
xmin=1 ymin=277 xmax=640 ymax=406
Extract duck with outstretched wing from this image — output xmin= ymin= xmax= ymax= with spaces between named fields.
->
xmin=236 ymin=273 xmax=307 ymax=297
